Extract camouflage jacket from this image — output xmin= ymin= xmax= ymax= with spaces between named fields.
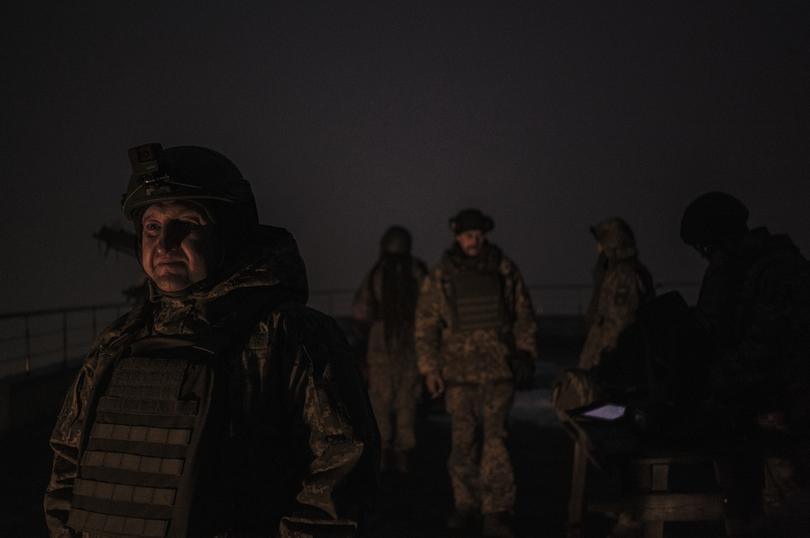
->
xmin=352 ymin=256 xmax=427 ymax=367
xmin=44 ymin=229 xmax=379 ymax=538
xmin=579 ymin=256 xmax=655 ymax=369
xmin=415 ymin=243 xmax=538 ymax=384
xmin=696 ymin=227 xmax=810 ymax=425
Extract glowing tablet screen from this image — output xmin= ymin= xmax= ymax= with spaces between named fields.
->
xmin=581 ymin=404 xmax=626 ymax=421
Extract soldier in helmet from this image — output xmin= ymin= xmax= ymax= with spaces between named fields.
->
xmin=579 ymin=217 xmax=655 ymax=370
xmin=44 ymin=143 xmax=379 ymax=538
xmin=681 ymin=191 xmax=810 ymax=536
xmin=352 ymin=226 xmax=427 ymax=474
xmin=415 ymin=209 xmax=537 ymax=537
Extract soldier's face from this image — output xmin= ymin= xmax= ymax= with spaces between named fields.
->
xmin=140 ymin=201 xmax=217 ymax=292
xmin=693 ymin=242 xmax=720 ymax=261
xmin=456 ymin=230 xmax=485 ymax=257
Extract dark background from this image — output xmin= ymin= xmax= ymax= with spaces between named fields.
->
xmin=2 ymin=1 xmax=809 ymax=312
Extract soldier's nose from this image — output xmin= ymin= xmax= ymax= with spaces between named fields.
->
xmin=160 ymin=220 xmax=191 ymax=251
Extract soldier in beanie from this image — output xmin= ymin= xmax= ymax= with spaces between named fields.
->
xmin=415 ymin=208 xmax=537 ymax=537
xmin=44 ymin=143 xmax=379 ymax=538
xmin=352 ymin=226 xmax=427 ymax=474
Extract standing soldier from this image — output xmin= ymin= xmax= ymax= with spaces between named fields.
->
xmin=415 ymin=208 xmax=537 ymax=538
xmin=681 ymin=192 xmax=810 ymax=536
xmin=579 ymin=217 xmax=655 ymax=370
xmin=44 ymin=143 xmax=379 ymax=538
xmin=352 ymin=226 xmax=427 ymax=474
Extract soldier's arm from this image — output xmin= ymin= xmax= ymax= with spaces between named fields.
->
xmin=351 ymin=269 xmax=376 ymax=322
xmin=414 ymin=258 xmax=429 ymax=282
xmin=44 ymin=317 xmax=127 ymax=538
xmin=44 ymin=368 xmax=86 ymax=538
xmin=598 ymin=268 xmax=642 ymax=351
xmin=508 ymin=264 xmax=539 ymax=359
xmin=718 ymin=262 xmax=808 ymax=397
xmin=414 ymin=271 xmax=443 ymax=375
xmin=279 ymin=310 xmax=379 ymax=538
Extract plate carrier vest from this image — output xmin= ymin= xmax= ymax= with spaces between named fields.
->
xmin=450 ymin=269 xmax=506 ymax=332
xmin=67 ymin=336 xmax=221 ymax=538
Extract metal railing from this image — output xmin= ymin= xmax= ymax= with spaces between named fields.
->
xmin=308 ymin=281 xmax=700 ymax=318
xmin=308 ymin=285 xmax=597 ymax=318
xmin=0 ymin=303 xmax=128 ymax=379
xmin=0 ymin=281 xmax=699 ymax=380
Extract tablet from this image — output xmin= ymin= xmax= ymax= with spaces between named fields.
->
xmin=580 ymin=403 xmax=626 ymax=421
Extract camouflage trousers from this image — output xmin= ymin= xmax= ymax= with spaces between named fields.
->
xmin=762 ymin=456 xmax=810 ymax=535
xmin=715 ymin=419 xmax=810 ymax=536
xmin=367 ymin=362 xmax=420 ymax=451
xmin=761 ymin=427 xmax=810 ymax=536
xmin=445 ymin=381 xmax=515 ymax=514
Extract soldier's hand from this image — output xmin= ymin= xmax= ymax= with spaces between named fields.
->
xmin=425 ymin=371 xmax=445 ymax=399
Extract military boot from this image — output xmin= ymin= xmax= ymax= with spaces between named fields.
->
xmin=482 ymin=512 xmax=514 ymax=538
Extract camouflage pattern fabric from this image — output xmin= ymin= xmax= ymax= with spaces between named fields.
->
xmin=45 ymin=238 xmax=379 ymax=538
xmin=695 ymin=227 xmax=810 ymax=534
xmin=415 ymin=243 xmax=537 ymax=384
xmin=353 ymin=257 xmax=426 ymax=451
xmin=445 ymin=382 xmax=516 ymax=514
xmin=366 ymin=363 xmax=419 ymax=451
xmin=415 ymin=242 xmax=536 ymax=516
xmin=579 ymin=218 xmax=654 ymax=369
xmin=696 ymin=228 xmax=810 ymax=417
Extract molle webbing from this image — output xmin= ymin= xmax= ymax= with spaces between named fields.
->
xmin=68 ymin=350 xmax=207 ymax=538
xmin=452 ymin=271 xmax=506 ymax=331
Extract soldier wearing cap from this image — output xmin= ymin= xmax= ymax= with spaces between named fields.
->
xmin=352 ymin=226 xmax=427 ymax=474
xmin=44 ymin=143 xmax=379 ymax=538
xmin=415 ymin=208 xmax=537 ymax=537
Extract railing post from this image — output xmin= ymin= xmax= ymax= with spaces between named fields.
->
xmin=62 ymin=311 xmax=68 ymax=368
xmin=24 ymin=315 xmax=31 ymax=375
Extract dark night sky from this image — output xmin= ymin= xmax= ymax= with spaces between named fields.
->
xmin=2 ymin=1 xmax=809 ymax=313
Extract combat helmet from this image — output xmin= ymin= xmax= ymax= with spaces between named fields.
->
xmin=121 ymin=143 xmax=258 ymax=225
xmin=680 ymin=192 xmax=749 ymax=246
xmin=380 ymin=226 xmax=412 ymax=256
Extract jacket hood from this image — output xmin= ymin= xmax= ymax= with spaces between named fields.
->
xmin=591 ymin=217 xmax=637 ymax=262
xmin=149 ymin=224 xmax=309 ymax=305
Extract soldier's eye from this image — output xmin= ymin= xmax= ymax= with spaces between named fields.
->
xmin=144 ymin=222 xmax=161 ymax=236
xmin=181 ymin=219 xmax=204 ymax=230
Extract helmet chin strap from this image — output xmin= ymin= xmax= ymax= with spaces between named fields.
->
xmin=146 ymin=271 xmax=221 ymax=301
xmin=147 ymin=279 xmax=202 ymax=301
